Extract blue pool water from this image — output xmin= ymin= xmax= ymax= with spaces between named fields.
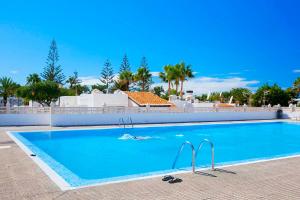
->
xmin=13 ymin=122 xmax=300 ymax=187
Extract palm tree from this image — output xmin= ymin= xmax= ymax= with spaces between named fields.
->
xmin=66 ymin=71 xmax=81 ymax=95
xmin=159 ymin=64 xmax=175 ymax=95
xmin=0 ymin=77 xmax=19 ymax=106
xmin=178 ymin=62 xmax=194 ymax=98
xmin=26 ymin=73 xmax=41 ymax=85
xmin=119 ymin=70 xmax=133 ymax=91
xmin=293 ymin=77 xmax=300 ymax=96
xmin=134 ymin=67 xmax=152 ymax=91
xmin=173 ymin=64 xmax=182 ymax=93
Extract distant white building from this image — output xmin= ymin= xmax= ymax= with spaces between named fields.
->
xmin=169 ymin=90 xmax=235 ymax=108
xmin=0 ymin=97 xmax=23 ymax=107
xmin=59 ymin=89 xmax=129 ymax=107
xmin=58 ymin=90 xmax=173 ymax=108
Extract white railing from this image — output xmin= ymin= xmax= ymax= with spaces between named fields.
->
xmin=51 ymin=106 xmax=279 ymax=114
xmin=0 ymin=107 xmax=50 ymax=114
xmin=282 ymin=107 xmax=300 ymax=113
xmin=0 ymin=106 xmax=281 ymax=115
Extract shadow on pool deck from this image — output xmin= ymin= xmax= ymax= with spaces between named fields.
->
xmin=214 ymin=168 xmax=237 ymax=174
xmin=194 ymin=171 xmax=218 ymax=177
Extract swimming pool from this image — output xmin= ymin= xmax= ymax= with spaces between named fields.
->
xmin=9 ymin=121 xmax=300 ymax=190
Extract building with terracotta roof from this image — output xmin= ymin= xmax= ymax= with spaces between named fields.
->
xmin=125 ymin=92 xmax=173 ymax=107
xmin=58 ymin=90 xmax=173 ymax=108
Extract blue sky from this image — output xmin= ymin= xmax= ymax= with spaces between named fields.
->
xmin=1 ymin=0 xmax=300 ymax=94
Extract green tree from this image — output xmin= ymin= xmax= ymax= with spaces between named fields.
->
xmin=92 ymin=84 xmax=106 ymax=92
xmin=100 ymin=59 xmax=114 ymax=93
xmin=66 ymin=71 xmax=81 ymax=95
xmin=178 ymin=62 xmax=194 ymax=98
xmin=229 ymin=88 xmax=252 ymax=105
xmin=159 ymin=64 xmax=175 ymax=95
xmin=134 ymin=57 xmax=152 ymax=91
xmin=0 ymin=77 xmax=19 ymax=106
xmin=208 ymin=92 xmax=222 ymax=102
xmin=252 ymin=84 xmax=271 ymax=106
xmin=41 ymin=39 xmax=65 ymax=84
xmin=77 ymin=85 xmax=90 ymax=94
xmin=119 ymin=54 xmax=130 ymax=73
xmin=134 ymin=66 xmax=152 ymax=91
xmin=252 ymin=84 xmax=290 ymax=106
xmin=152 ymin=86 xmax=164 ymax=97
xmin=220 ymin=91 xmax=231 ymax=103
xmin=286 ymin=87 xmax=297 ymax=103
xmin=111 ymin=81 xmax=127 ymax=91
xmin=293 ymin=77 xmax=300 ymax=96
xmin=59 ymin=87 xmax=76 ymax=96
xmin=118 ymin=70 xmax=133 ymax=91
xmin=195 ymin=94 xmax=208 ymax=101
xmin=173 ymin=64 xmax=181 ymax=93
xmin=17 ymin=81 xmax=60 ymax=107
xmin=140 ymin=56 xmax=148 ymax=69
xmin=26 ymin=73 xmax=41 ymax=85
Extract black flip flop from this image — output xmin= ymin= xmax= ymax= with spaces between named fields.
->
xmin=162 ymin=175 xmax=174 ymax=181
xmin=168 ymin=177 xmax=182 ymax=184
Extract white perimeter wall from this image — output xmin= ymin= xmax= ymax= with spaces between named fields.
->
xmin=0 ymin=111 xmax=281 ymax=127
xmin=282 ymin=111 xmax=300 ymax=119
xmin=51 ymin=112 xmax=277 ymax=126
xmin=0 ymin=114 xmax=50 ymax=126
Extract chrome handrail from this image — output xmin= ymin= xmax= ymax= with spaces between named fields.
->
xmin=118 ymin=117 xmax=133 ymax=129
xmin=129 ymin=116 xmax=133 ymax=128
xmin=172 ymin=141 xmax=195 ymax=173
xmin=195 ymin=139 xmax=214 ymax=170
xmin=118 ymin=118 xmax=125 ymax=128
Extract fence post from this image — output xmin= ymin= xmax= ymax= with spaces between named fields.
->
xmin=49 ymin=106 xmax=52 ymax=127
xmin=6 ymin=101 xmax=10 ymax=114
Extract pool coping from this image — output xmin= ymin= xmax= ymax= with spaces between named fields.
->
xmin=6 ymin=119 xmax=300 ymax=191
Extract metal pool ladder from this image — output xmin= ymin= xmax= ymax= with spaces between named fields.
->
xmin=118 ymin=117 xmax=133 ymax=129
xmin=172 ymin=139 xmax=215 ymax=173
xmin=195 ymin=139 xmax=215 ymax=170
xmin=172 ymin=141 xmax=196 ymax=173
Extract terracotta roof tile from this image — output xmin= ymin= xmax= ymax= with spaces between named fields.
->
xmin=217 ymin=103 xmax=235 ymax=107
xmin=125 ymin=92 xmax=173 ymax=107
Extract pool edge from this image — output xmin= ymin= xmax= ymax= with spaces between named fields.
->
xmin=6 ymin=131 xmax=74 ymax=191
xmin=6 ymin=119 xmax=300 ymax=191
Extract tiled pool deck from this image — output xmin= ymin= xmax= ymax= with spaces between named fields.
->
xmin=1 ymin=124 xmax=300 ymax=200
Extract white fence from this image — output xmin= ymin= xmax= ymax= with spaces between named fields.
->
xmin=0 ymin=106 xmax=283 ymax=126
xmin=50 ymin=106 xmax=279 ymax=114
xmin=0 ymin=107 xmax=50 ymax=114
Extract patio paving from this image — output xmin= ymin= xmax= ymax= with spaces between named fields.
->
xmin=1 ymin=125 xmax=300 ymax=200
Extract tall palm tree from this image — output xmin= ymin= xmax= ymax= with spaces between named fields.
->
xmin=26 ymin=73 xmax=41 ymax=85
xmin=159 ymin=64 xmax=175 ymax=95
xmin=134 ymin=67 xmax=152 ymax=91
xmin=66 ymin=71 xmax=81 ymax=95
xmin=173 ymin=64 xmax=182 ymax=93
xmin=0 ymin=77 xmax=19 ymax=106
xmin=119 ymin=70 xmax=133 ymax=91
xmin=293 ymin=77 xmax=300 ymax=96
xmin=178 ymin=62 xmax=194 ymax=98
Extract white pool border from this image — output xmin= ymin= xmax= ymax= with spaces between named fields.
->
xmin=7 ymin=131 xmax=72 ymax=190
xmin=6 ymin=119 xmax=300 ymax=191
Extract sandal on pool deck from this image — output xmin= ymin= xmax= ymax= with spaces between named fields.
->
xmin=168 ymin=177 xmax=182 ymax=184
xmin=162 ymin=175 xmax=174 ymax=181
